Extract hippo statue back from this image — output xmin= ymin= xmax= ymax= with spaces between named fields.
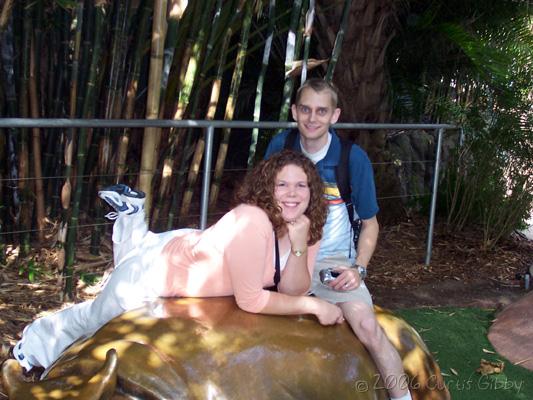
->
xmin=2 ymin=297 xmax=450 ymax=399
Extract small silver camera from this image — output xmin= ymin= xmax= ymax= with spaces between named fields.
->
xmin=319 ymin=268 xmax=340 ymax=285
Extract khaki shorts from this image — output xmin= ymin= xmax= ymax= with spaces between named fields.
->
xmin=310 ymin=254 xmax=373 ymax=306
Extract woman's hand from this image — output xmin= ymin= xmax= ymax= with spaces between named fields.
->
xmin=286 ymin=215 xmax=310 ymax=251
xmin=310 ymin=297 xmax=345 ymax=325
xmin=329 ymin=266 xmax=363 ymax=291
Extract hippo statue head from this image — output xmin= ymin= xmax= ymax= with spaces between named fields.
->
xmin=2 ymin=297 xmax=450 ymax=399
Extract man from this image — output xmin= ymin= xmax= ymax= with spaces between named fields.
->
xmin=265 ymin=78 xmax=411 ymax=400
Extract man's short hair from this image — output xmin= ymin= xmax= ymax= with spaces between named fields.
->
xmin=295 ymin=78 xmax=339 ymax=108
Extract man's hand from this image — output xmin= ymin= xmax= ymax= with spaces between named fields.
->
xmin=329 ymin=266 xmax=363 ymax=291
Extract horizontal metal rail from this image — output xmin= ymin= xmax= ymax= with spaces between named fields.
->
xmin=0 ymin=118 xmax=457 ymax=265
xmin=0 ymin=118 xmax=456 ymax=130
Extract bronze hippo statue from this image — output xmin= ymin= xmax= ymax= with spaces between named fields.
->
xmin=2 ymin=297 xmax=450 ymax=399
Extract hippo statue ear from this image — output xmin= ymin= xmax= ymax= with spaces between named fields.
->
xmin=2 ymin=348 xmax=118 ymax=400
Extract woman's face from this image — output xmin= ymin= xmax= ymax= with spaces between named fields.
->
xmin=274 ymin=164 xmax=311 ymax=222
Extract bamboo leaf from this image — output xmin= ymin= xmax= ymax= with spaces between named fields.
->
xmin=286 ymin=58 xmax=328 ymax=78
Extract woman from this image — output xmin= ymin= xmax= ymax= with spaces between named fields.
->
xmin=13 ymin=150 xmax=344 ymax=372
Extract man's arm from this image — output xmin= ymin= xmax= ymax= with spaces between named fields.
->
xmin=328 ymin=215 xmax=378 ymax=291
xmin=348 ymin=145 xmax=379 ymax=266
xmin=355 ymin=215 xmax=379 ymax=267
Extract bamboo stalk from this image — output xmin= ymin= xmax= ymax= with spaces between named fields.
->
xmin=150 ymin=0 xmax=196 ymax=227
xmin=248 ymin=0 xmax=276 ymax=168
xmin=139 ymin=0 xmax=168 ymax=215
xmin=167 ymin=1 xmax=240 ymax=229
xmin=116 ymin=1 xmax=153 ymax=181
xmin=161 ymin=0 xmax=188 ymax=98
xmin=1 ymin=10 xmax=22 ymax=258
xmin=57 ymin=0 xmax=84 ymax=292
xmin=301 ymin=0 xmax=314 ymax=84
xmin=90 ymin=1 xmax=130 ymax=255
xmin=325 ymin=0 xmax=352 ymax=81
xmin=43 ymin=8 xmax=66 ymax=208
xmin=150 ymin=0 xmax=200 ymax=227
xmin=64 ymin=1 xmax=107 ymax=298
xmin=177 ymin=0 xmax=223 ymax=221
xmin=76 ymin=3 xmax=94 ymax=114
xmin=278 ymin=0 xmax=303 ymax=121
xmin=0 ymin=0 xmax=14 ymax=32
xmin=18 ymin=0 xmax=32 ymax=256
xmin=208 ymin=1 xmax=253 ymax=211
xmin=29 ymin=36 xmax=46 ymax=244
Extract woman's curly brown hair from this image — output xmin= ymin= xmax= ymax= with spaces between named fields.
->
xmin=235 ymin=150 xmax=327 ymax=245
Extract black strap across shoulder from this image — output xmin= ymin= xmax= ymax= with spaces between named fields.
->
xmin=266 ymin=233 xmax=280 ymax=292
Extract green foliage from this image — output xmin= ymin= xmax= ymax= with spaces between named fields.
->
xmin=79 ymin=272 xmax=101 ymax=286
xmin=442 ymin=104 xmax=533 ymax=249
xmin=388 ymin=0 xmax=532 ymax=245
xmin=18 ymin=258 xmax=45 ymax=282
xmin=389 ymin=0 xmax=532 ymax=123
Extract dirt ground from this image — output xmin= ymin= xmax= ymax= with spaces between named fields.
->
xmin=0 ymin=215 xmax=532 ymax=396
xmin=369 ymin=218 xmax=531 ymax=310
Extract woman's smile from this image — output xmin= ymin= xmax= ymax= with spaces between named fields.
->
xmin=274 ymin=164 xmax=311 ymax=222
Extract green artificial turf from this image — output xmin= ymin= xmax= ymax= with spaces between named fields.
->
xmin=395 ymin=307 xmax=533 ymax=400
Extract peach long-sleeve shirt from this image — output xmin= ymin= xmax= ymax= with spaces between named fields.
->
xmin=160 ymin=204 xmax=319 ymax=313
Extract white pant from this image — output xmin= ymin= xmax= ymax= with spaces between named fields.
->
xmin=17 ymin=211 xmax=184 ymax=370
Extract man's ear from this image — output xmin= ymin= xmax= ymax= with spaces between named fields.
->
xmin=291 ymin=104 xmax=298 ymax=121
xmin=330 ymin=107 xmax=341 ymax=124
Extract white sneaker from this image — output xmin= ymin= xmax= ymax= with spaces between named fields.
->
xmin=98 ymin=184 xmax=145 ymax=220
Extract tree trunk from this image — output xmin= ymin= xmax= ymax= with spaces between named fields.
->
xmin=315 ymin=0 xmax=397 ymax=158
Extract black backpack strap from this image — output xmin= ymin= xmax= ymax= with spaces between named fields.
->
xmin=266 ymin=233 xmax=281 ymax=292
xmin=336 ymin=138 xmax=352 ymax=210
xmin=335 ymin=138 xmax=363 ymax=252
xmin=283 ymin=128 xmax=300 ymax=150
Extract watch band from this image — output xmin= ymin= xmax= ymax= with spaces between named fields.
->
xmin=291 ymin=248 xmax=307 ymax=257
xmin=355 ymin=264 xmax=367 ymax=280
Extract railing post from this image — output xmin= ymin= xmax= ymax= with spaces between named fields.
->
xmin=425 ymin=128 xmax=445 ymax=266
xmin=200 ymin=125 xmax=215 ymax=229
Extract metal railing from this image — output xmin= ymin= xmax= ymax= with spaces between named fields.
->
xmin=0 ymin=118 xmax=457 ymax=265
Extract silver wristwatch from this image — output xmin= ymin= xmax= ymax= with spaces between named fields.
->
xmin=355 ymin=264 xmax=367 ymax=280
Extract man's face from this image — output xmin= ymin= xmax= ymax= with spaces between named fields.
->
xmin=291 ymin=88 xmax=341 ymax=142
